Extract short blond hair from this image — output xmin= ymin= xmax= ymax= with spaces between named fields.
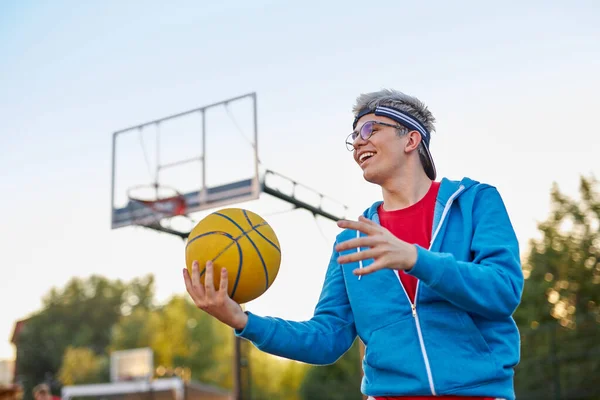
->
xmin=33 ymin=383 xmax=50 ymax=396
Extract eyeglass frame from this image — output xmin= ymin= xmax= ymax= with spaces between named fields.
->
xmin=345 ymin=120 xmax=408 ymax=151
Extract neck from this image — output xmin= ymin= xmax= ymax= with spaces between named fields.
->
xmin=380 ymin=168 xmax=433 ymax=211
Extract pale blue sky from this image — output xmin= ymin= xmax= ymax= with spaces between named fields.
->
xmin=1 ymin=0 xmax=599 ymax=360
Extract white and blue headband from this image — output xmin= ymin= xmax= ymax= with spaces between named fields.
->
xmin=353 ymin=105 xmax=436 ymax=180
xmin=353 ymin=105 xmax=431 ymax=147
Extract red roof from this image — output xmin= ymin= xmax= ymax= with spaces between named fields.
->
xmin=10 ymin=319 xmax=28 ymax=344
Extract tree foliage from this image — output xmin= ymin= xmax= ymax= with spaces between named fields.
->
xmin=244 ymin=343 xmax=309 ymax=400
xmin=514 ymin=175 xmax=600 ymax=399
xmin=15 ymin=274 xmax=154 ymax=399
xmin=299 ymin=340 xmax=362 ymax=400
xmin=110 ymin=295 xmax=234 ymax=388
xmin=57 ymin=347 xmax=107 ymax=386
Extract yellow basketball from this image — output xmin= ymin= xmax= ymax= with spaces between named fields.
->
xmin=185 ymin=208 xmax=281 ymax=304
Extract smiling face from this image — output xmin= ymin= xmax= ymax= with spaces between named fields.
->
xmin=351 ymin=114 xmax=422 ymax=186
xmin=33 ymin=386 xmax=52 ymax=400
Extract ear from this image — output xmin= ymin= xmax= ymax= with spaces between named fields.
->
xmin=404 ymin=130 xmax=422 ymax=153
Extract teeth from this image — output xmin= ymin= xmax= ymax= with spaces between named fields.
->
xmin=359 ymin=152 xmax=375 ymax=162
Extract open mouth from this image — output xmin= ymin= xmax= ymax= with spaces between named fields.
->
xmin=359 ymin=152 xmax=376 ymax=165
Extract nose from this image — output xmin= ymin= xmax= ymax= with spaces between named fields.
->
xmin=353 ymin=135 xmax=368 ymax=150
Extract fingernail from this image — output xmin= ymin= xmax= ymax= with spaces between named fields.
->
xmin=193 ymin=261 xmax=198 ymax=267
xmin=222 ymin=268 xmax=227 ymax=274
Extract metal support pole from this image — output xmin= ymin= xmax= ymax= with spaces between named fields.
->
xmin=200 ymin=109 xmax=207 ymax=204
xmin=233 ymin=333 xmax=242 ymax=400
xmin=252 ymin=92 xmax=259 ymax=194
xmin=550 ymin=327 xmax=561 ymax=400
xmin=110 ymin=132 xmax=117 ymax=228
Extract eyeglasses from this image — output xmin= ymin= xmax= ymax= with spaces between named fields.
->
xmin=345 ymin=120 xmax=405 ymax=151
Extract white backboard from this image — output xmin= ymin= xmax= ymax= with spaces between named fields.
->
xmin=110 ymin=348 xmax=153 ymax=382
xmin=0 ymin=360 xmax=14 ymax=385
xmin=110 ymin=92 xmax=260 ymax=235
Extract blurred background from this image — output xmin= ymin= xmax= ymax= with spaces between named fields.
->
xmin=1 ymin=1 xmax=599 ymax=399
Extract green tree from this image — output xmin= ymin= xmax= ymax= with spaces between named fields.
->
xmin=110 ymin=295 xmax=233 ymax=388
xmin=275 ymin=358 xmax=310 ymax=400
xmin=110 ymin=306 xmax=160 ymax=351
xmin=179 ymin=298 xmax=233 ymax=387
xmin=58 ymin=347 xmax=107 ymax=385
xmin=244 ymin=344 xmax=309 ymax=400
xmin=15 ymin=274 xmax=155 ymax=399
xmin=299 ymin=340 xmax=362 ymax=400
xmin=514 ymin=175 xmax=600 ymax=399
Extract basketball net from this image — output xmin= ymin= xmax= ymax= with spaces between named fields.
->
xmin=127 ymin=184 xmax=188 ymax=229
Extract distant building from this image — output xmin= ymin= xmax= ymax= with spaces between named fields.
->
xmin=10 ymin=319 xmax=28 ymax=386
xmin=9 ymin=318 xmax=28 ymax=388
xmin=0 ymin=360 xmax=20 ymax=400
xmin=0 ymin=360 xmax=14 ymax=385
xmin=62 ymin=377 xmax=230 ymax=400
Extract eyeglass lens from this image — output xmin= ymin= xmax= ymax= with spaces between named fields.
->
xmin=346 ymin=121 xmax=375 ymax=151
xmin=356 ymin=121 xmax=374 ymax=141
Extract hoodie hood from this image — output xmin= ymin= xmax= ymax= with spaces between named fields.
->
xmin=360 ymin=177 xmax=480 ymax=251
xmin=362 ymin=177 xmax=480 ymax=220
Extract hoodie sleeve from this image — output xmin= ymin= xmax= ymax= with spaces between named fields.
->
xmin=234 ymin=242 xmax=357 ymax=365
xmin=407 ymin=186 xmax=524 ymax=319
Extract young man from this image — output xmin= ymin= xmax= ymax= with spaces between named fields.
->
xmin=184 ymin=89 xmax=524 ymax=399
xmin=32 ymin=384 xmax=53 ymax=400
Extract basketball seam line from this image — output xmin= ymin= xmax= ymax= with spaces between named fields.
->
xmin=205 ymin=239 xmax=244 ymax=298
xmin=241 ymin=209 xmax=281 ymax=253
xmin=215 ymin=212 xmax=268 ymax=295
xmin=186 ymin=230 xmax=244 ymax=298
xmin=236 ymin=210 xmax=281 ymax=282
xmin=195 ymin=240 xmax=244 ymax=299
xmin=241 ymin=233 xmax=269 ymax=291
xmin=242 ymin=210 xmax=271 ymax=289
xmin=188 ymin=211 xmax=279 ymax=301
xmin=251 ymin=226 xmax=280 ymax=252
xmin=187 ymin=228 xmax=266 ymax=257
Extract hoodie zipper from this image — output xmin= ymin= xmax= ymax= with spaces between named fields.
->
xmin=395 ymin=184 xmax=465 ymax=396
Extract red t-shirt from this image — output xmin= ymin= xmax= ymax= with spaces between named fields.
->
xmin=378 ymin=181 xmax=440 ymax=303
xmin=375 ymin=182 xmax=494 ymax=400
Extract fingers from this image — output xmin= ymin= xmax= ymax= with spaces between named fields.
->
xmin=335 ymin=236 xmax=380 ymax=252
xmin=218 ymin=267 xmax=229 ymax=296
xmin=352 ymin=261 xmax=385 ymax=276
xmin=184 ymin=261 xmax=207 ymax=309
xmin=358 ymin=215 xmax=378 ymax=225
xmin=191 ymin=261 xmax=204 ymax=298
xmin=184 ymin=260 xmax=231 ymax=307
xmin=337 ymin=248 xmax=381 ymax=264
xmin=204 ymin=260 xmax=216 ymax=296
xmin=183 ymin=267 xmax=195 ymax=297
xmin=337 ymin=218 xmax=381 ymax=235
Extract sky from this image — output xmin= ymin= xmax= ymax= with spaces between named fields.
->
xmin=1 ymin=0 xmax=599 ymax=361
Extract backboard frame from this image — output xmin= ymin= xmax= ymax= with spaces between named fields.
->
xmin=110 ymin=92 xmax=260 ymax=236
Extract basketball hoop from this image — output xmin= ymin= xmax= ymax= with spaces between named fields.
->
xmin=127 ymin=184 xmax=188 ymax=228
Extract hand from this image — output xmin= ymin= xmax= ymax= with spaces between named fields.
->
xmin=335 ymin=216 xmax=417 ymax=276
xmin=183 ymin=260 xmax=248 ymax=330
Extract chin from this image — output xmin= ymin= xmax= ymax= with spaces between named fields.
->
xmin=362 ymin=169 xmax=383 ymax=185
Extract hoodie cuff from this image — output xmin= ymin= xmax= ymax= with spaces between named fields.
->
xmin=405 ymin=245 xmax=444 ymax=287
xmin=234 ymin=311 xmax=274 ymax=347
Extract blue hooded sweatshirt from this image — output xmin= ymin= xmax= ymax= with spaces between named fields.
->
xmin=235 ymin=177 xmax=524 ymax=399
